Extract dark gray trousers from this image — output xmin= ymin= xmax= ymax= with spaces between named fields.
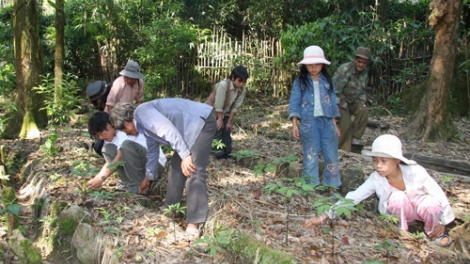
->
xmin=103 ymin=140 xmax=147 ymax=193
xmin=164 ymin=114 xmax=217 ymax=224
xmin=214 ymin=115 xmax=232 ymax=158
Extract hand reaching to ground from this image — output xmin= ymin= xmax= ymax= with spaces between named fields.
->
xmin=305 ymin=213 xmax=328 ymax=228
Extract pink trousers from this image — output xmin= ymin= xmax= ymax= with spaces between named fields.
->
xmin=387 ymin=190 xmax=442 ymax=234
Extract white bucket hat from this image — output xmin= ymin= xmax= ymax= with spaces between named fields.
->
xmin=361 ymin=134 xmax=416 ymax=165
xmin=297 ymin=45 xmax=331 ymax=66
xmin=119 ymin=60 xmax=143 ymax=79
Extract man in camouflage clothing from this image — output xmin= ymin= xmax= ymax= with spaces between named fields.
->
xmin=333 ymin=47 xmax=370 ymax=151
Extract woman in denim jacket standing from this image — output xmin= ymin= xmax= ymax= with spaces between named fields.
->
xmin=289 ymin=45 xmax=341 ymax=188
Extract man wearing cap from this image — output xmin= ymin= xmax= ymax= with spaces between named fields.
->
xmin=333 ymin=47 xmax=370 ymax=151
xmin=106 ymin=60 xmax=144 ymax=112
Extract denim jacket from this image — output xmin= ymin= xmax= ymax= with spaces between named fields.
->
xmin=288 ymin=74 xmax=340 ymax=121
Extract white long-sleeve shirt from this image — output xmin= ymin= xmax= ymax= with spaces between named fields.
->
xmin=328 ymin=164 xmax=455 ymax=225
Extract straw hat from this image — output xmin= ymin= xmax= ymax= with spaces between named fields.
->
xmin=119 ymin=60 xmax=143 ymax=79
xmin=361 ymin=134 xmax=416 ymax=165
xmin=297 ymin=45 xmax=331 ymax=66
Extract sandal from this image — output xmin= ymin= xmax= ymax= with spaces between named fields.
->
xmin=424 ymin=232 xmax=453 ymax=247
xmin=185 ymin=226 xmax=200 ymax=242
xmin=431 ymin=234 xmax=453 ymax=247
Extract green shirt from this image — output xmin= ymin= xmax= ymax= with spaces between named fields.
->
xmin=333 ymin=62 xmax=368 ymax=107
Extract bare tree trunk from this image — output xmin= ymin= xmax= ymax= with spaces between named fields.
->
xmin=3 ymin=0 xmax=46 ymax=139
xmin=54 ymin=0 xmax=65 ymax=103
xmin=400 ymin=0 xmax=463 ymax=144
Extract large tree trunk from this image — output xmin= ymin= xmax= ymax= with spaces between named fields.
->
xmin=4 ymin=0 xmax=46 ymax=139
xmin=54 ymin=0 xmax=65 ymax=103
xmin=376 ymin=0 xmax=387 ymax=24
xmin=400 ymin=0 xmax=463 ymax=143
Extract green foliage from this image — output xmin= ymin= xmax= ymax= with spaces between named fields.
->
xmin=0 ymin=203 xmax=21 ymax=217
xmin=363 ymin=260 xmax=385 ymax=264
xmin=264 ymin=179 xmax=300 ymax=202
xmin=231 ymin=149 xmax=261 ymax=160
xmin=374 ymin=239 xmax=400 ymax=256
xmin=70 ymin=160 xmax=100 ymax=177
xmin=163 ymin=203 xmax=187 ymax=241
xmin=313 ymin=196 xmax=358 ymax=219
xmin=33 ymin=73 xmax=82 ymax=127
xmin=193 ymin=235 xmax=229 ymax=257
xmin=386 ymin=95 xmax=406 ymax=117
xmin=133 ymin=16 xmax=198 ymax=97
xmin=254 ymin=155 xmax=297 ymax=176
xmin=212 ymin=139 xmax=225 ymax=150
xmin=40 ymin=130 xmax=60 ymax=156
xmin=378 ymin=214 xmax=399 ymax=224
xmin=90 ymin=191 xmax=118 ymax=200
xmin=440 ymin=174 xmax=454 ymax=184
xmin=106 ymin=161 xmax=125 ymax=171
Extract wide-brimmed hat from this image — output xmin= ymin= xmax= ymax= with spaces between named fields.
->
xmin=361 ymin=134 xmax=416 ymax=165
xmin=119 ymin=60 xmax=143 ymax=79
xmin=297 ymin=45 xmax=331 ymax=66
xmin=355 ymin=47 xmax=371 ymax=60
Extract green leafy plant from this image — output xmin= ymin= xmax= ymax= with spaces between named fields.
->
xmin=106 ymin=161 xmax=126 ymax=171
xmin=40 ymin=130 xmax=60 ymax=156
xmin=90 ymin=190 xmax=118 ymax=200
xmin=70 ymin=161 xmax=100 ymax=178
xmin=263 ymin=178 xmax=302 ymax=246
xmin=374 ymin=239 xmax=400 ymax=257
xmin=212 ymin=139 xmax=225 ymax=150
xmin=363 ymin=260 xmax=385 ymax=264
xmin=163 ymin=203 xmax=187 ymax=241
xmin=193 ymin=235 xmax=229 ymax=257
xmin=33 ymin=73 xmax=82 ymax=126
xmin=440 ymin=174 xmax=454 ymax=184
xmin=231 ymin=149 xmax=261 ymax=160
xmin=254 ymin=155 xmax=297 ymax=176
xmin=378 ymin=214 xmax=399 ymax=224
xmin=312 ymin=196 xmax=359 ymax=261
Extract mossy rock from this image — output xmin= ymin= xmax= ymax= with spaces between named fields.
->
xmin=214 ymin=224 xmax=299 ymax=264
xmin=9 ymin=229 xmax=42 ymax=264
xmin=58 ymin=205 xmax=92 ymax=236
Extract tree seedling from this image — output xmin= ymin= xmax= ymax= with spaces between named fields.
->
xmin=313 ymin=196 xmax=359 ymax=262
xmin=374 ymin=239 xmax=400 ymax=257
xmin=193 ymin=235 xmax=229 ymax=257
xmin=263 ymin=178 xmax=301 ymax=246
xmin=163 ymin=203 xmax=187 ymax=241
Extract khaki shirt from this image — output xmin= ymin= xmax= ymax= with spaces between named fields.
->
xmin=213 ymin=80 xmax=246 ymax=115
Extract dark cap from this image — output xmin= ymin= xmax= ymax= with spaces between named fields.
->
xmin=355 ymin=47 xmax=371 ymax=60
xmin=87 ymin=81 xmax=107 ymax=102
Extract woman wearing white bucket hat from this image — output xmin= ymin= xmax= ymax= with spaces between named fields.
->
xmin=305 ymin=134 xmax=455 ymax=247
xmin=106 ymin=60 xmax=145 ymax=112
xmin=288 ymin=45 xmax=341 ymax=188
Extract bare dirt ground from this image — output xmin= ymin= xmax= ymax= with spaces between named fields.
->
xmin=1 ymin=98 xmax=470 ymax=264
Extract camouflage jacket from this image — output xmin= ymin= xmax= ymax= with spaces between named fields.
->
xmin=332 ymin=62 xmax=368 ymax=108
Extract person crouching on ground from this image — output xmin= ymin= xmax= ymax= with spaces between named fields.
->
xmin=288 ymin=45 xmax=341 ymax=188
xmin=87 ymin=111 xmax=148 ymax=194
xmin=305 ymin=134 xmax=455 ymax=247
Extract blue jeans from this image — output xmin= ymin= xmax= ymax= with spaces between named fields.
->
xmin=299 ymin=117 xmax=341 ymax=187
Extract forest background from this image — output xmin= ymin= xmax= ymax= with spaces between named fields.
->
xmin=0 ymin=0 xmax=469 ymax=140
